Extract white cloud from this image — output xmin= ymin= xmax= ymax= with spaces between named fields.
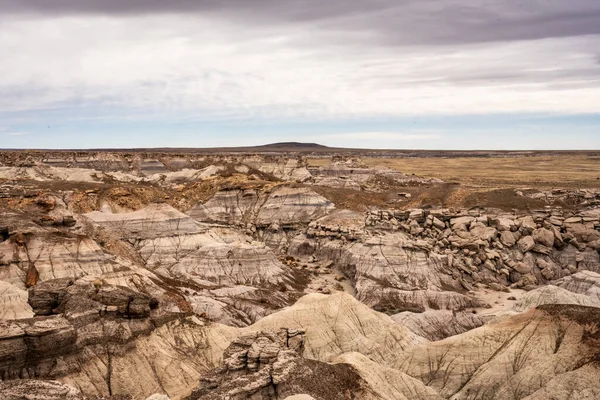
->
xmin=5 ymin=132 xmax=28 ymax=136
xmin=0 ymin=14 xmax=598 ymax=120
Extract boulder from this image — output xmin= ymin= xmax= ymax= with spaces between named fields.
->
xmin=500 ymin=231 xmax=517 ymax=247
xmin=517 ymin=215 xmax=537 ymax=233
xmin=541 ymin=267 xmax=555 ymax=280
xmin=470 ymin=225 xmax=497 ymax=241
xmin=431 ymin=216 xmax=445 ymax=230
xmin=514 ymin=262 xmax=532 ymax=274
xmin=567 ymin=224 xmax=600 ymax=243
xmin=518 ymin=236 xmax=535 ymax=253
xmin=28 ymin=278 xmax=74 ymax=316
xmin=492 ymin=217 xmax=515 ymax=232
xmin=450 ymin=216 xmax=474 ymax=229
xmin=532 ymin=228 xmax=555 ymax=248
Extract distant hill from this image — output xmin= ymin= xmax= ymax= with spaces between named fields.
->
xmin=252 ymin=142 xmax=330 ymax=151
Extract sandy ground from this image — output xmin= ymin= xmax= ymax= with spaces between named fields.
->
xmin=472 ymin=287 xmax=526 ymax=316
xmin=302 ymin=262 xmax=358 ymax=297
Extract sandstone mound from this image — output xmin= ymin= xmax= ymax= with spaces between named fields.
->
xmin=511 ymin=285 xmax=600 ymax=312
xmin=396 ymin=304 xmax=600 ymax=399
xmin=332 ymin=352 xmax=443 ymax=400
xmin=185 ymin=329 xmax=367 ymax=400
xmin=392 ymin=310 xmax=487 ymax=341
xmin=554 ymin=270 xmax=600 ymax=300
xmin=246 ymin=292 xmax=426 ymax=364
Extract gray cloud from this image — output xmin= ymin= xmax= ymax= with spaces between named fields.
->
xmin=0 ymin=0 xmax=598 ymax=119
xmin=2 ymin=0 xmax=600 ymax=46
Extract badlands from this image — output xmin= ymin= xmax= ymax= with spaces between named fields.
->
xmin=1 ymin=144 xmax=600 ymax=399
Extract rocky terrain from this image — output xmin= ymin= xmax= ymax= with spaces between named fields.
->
xmin=1 ymin=148 xmax=599 ymax=399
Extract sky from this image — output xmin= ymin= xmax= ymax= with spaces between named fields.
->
xmin=1 ymin=0 xmax=599 ymax=149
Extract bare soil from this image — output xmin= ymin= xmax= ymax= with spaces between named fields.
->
xmin=362 ymin=155 xmax=600 ymax=189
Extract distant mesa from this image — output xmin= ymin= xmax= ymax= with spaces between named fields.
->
xmin=253 ymin=142 xmax=330 ymax=150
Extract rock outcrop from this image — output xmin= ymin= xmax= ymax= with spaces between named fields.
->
xmin=247 ymin=292 xmax=425 ymax=364
xmin=308 ymin=161 xmax=442 ymax=190
xmin=511 ymin=284 xmax=600 ymax=312
xmin=396 ymin=304 xmax=600 ymax=399
xmin=185 ymin=329 xmax=369 ymax=400
xmin=0 ymin=281 xmax=33 ymax=320
xmin=188 ymin=185 xmax=335 ymax=228
xmin=0 ymin=277 xmax=239 ymax=399
xmin=554 ymin=270 xmax=600 ymax=300
xmin=84 ymin=204 xmax=308 ymax=326
xmin=0 ymin=380 xmax=84 ymax=400
xmin=392 ymin=310 xmax=487 ymax=341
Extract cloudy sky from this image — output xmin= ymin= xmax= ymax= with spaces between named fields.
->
xmin=1 ymin=0 xmax=599 ymax=149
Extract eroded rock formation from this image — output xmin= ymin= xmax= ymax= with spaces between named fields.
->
xmin=1 ymin=150 xmax=600 ymax=400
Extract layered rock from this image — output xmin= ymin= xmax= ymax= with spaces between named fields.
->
xmin=247 ymin=292 xmax=425 ymax=364
xmin=308 ymin=161 xmax=442 ymax=190
xmin=396 ymin=304 xmax=600 ymax=400
xmin=0 ymin=229 xmax=118 ymax=290
xmin=85 ymin=204 xmax=306 ymax=326
xmin=554 ymin=270 xmax=600 ymax=300
xmin=392 ymin=310 xmax=487 ymax=341
xmin=1 ymin=285 xmax=600 ymax=400
xmin=364 ymin=207 xmax=600 ymax=293
xmin=185 ymin=329 xmax=369 ymax=400
xmin=0 ymin=213 xmax=173 ymax=319
xmin=0 ymin=280 xmax=163 ymax=380
xmin=188 ymin=185 xmax=335 ymax=228
xmin=0 ymin=380 xmax=84 ymax=400
xmin=3 ymin=150 xmax=600 ymax=400
xmin=0 ymin=165 xmax=103 ymax=183
xmin=290 ymin=232 xmax=484 ymax=312
xmin=0 ymin=278 xmax=239 ymax=400
xmin=241 ymin=156 xmax=312 ymax=182
xmin=0 ymin=281 xmax=33 ymax=320
xmin=0 ymin=152 xmax=313 ymax=185
xmin=511 ymin=285 xmax=600 ymax=312
xmin=85 ymin=203 xmax=202 ymax=239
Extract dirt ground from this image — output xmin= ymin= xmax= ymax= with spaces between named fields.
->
xmin=309 ymin=154 xmax=600 ymax=211
xmin=361 ymin=155 xmax=600 ymax=189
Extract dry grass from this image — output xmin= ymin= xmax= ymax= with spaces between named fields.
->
xmin=362 ymin=155 xmax=600 ymax=189
xmin=306 ymin=158 xmax=331 ymax=167
xmin=311 ymin=186 xmax=392 ymax=211
xmin=308 ymin=154 xmax=600 ymax=210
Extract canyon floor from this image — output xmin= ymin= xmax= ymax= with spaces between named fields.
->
xmin=1 ymin=144 xmax=599 ymax=400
